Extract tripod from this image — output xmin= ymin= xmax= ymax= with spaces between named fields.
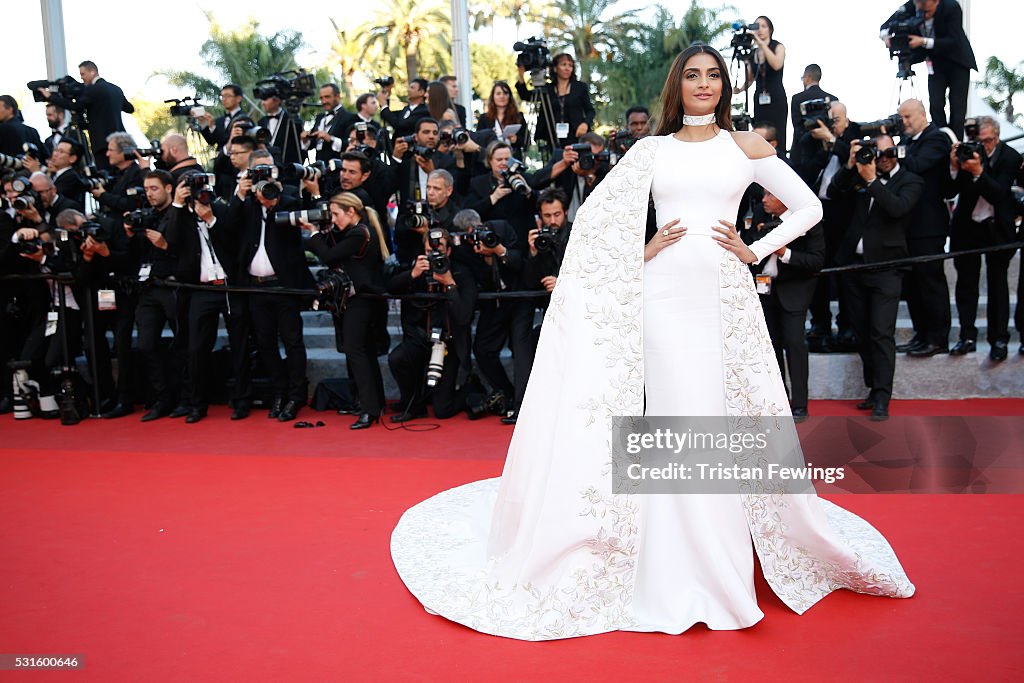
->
xmin=64 ymin=108 xmax=94 ymax=168
xmin=525 ymin=69 xmax=558 ymax=163
xmin=278 ymin=100 xmax=307 ymax=168
xmin=730 ymin=46 xmax=754 ymax=130
xmin=890 ymin=53 xmax=920 ymax=113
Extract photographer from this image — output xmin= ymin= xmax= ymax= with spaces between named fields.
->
xmin=224 ymin=134 xmax=257 ymax=197
xmin=19 ymin=137 xmax=88 ymax=209
xmin=341 ymin=133 xmax=397 ymax=223
xmin=38 ymin=61 xmax=134 ymax=170
xmin=305 ymin=192 xmax=390 ymax=429
xmin=895 ymin=98 xmax=952 ymax=357
xmin=158 ymin=134 xmax=203 ymax=183
xmin=302 ymin=83 xmax=356 ymax=164
xmin=0 ymin=95 xmax=45 ymax=159
xmin=43 ymin=103 xmax=68 ymax=157
xmin=394 ymin=169 xmax=460 ymax=266
xmin=516 ymin=52 xmax=595 ymax=148
xmin=943 ymin=116 xmax=1022 ymax=361
xmin=13 ymin=172 xmax=83 ymax=230
xmin=167 ymin=174 xmax=247 ymax=422
xmin=788 ymin=65 xmax=834 ymax=167
xmin=467 ymin=140 xmax=537 ymax=248
xmin=794 ymin=101 xmax=860 ymax=352
xmin=565 ymin=132 xmax=614 ymax=218
xmin=380 ymin=78 xmax=430 ymax=139
xmin=387 ymin=228 xmax=477 ymax=421
xmin=830 ymin=135 xmax=924 ymax=419
xmin=451 ymin=209 xmax=530 ymax=424
xmin=745 ymin=191 xmax=825 ymax=421
xmin=91 ymin=132 xmax=145 ymax=216
xmin=477 ymin=81 xmax=530 ymax=161
xmin=198 ymin=84 xmax=245 ymax=198
xmin=881 ymin=1 xmax=976 ymax=139
xmin=257 ymin=91 xmax=301 ymax=166
xmin=123 ymin=170 xmax=188 ymax=421
xmin=625 ymin=106 xmax=651 ymax=139
xmin=523 ymin=188 xmax=571 ymax=298
xmin=735 ymin=16 xmax=789 ymax=154
xmin=226 ymin=151 xmax=313 ymax=422
xmin=393 ymin=119 xmax=456 ymax=250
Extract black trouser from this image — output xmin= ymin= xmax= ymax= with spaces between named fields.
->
xmin=953 ymin=244 xmax=1014 ymax=344
xmin=843 ymin=266 xmax=903 ymax=403
xmin=389 ymin=336 xmax=464 ymax=419
xmin=225 ymin=293 xmax=253 ymax=406
xmin=110 ymin=288 xmax=138 ymax=405
xmin=759 ymin=291 xmax=811 ymax=410
xmin=1016 ymin=248 xmax=1024 ymax=338
xmin=248 ymin=287 xmax=306 ymax=403
xmin=904 ymin=236 xmax=951 ymax=347
xmin=472 ymin=300 xmax=536 ymax=411
xmin=188 ymin=289 xmax=229 ymax=411
xmin=339 ymin=296 xmax=386 ymax=416
xmin=809 ymin=216 xmax=851 ymax=335
xmin=135 ymin=286 xmax=178 ymax=406
xmin=928 ymin=66 xmax=971 ymax=140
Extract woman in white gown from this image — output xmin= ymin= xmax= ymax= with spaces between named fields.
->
xmin=391 ymin=45 xmax=915 ymax=641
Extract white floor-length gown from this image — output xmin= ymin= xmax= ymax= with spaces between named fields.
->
xmin=391 ymin=131 xmax=915 ymax=641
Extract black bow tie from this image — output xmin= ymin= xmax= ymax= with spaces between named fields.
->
xmin=878 ymin=171 xmax=891 ymax=180
xmin=267 ymin=113 xmax=281 ymax=120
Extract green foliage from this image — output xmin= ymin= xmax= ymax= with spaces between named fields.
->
xmin=131 ymin=95 xmax=180 ymax=141
xmin=981 ymin=55 xmax=1024 ymax=125
xmin=357 ymin=0 xmax=452 ymax=82
xmin=469 ymin=43 xmax=519 ymax=103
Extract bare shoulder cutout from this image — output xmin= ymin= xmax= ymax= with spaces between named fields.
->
xmin=728 ymin=131 xmax=776 ymax=160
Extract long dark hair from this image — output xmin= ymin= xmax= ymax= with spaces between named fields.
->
xmin=756 ymin=16 xmax=775 ymax=39
xmin=485 ymin=81 xmax=520 ymax=127
xmin=655 ymin=44 xmax=733 ymax=136
xmin=548 ymin=53 xmax=579 ymax=84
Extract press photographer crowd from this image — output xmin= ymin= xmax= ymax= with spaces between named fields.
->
xmin=2 ymin=1 xmax=1023 ymax=428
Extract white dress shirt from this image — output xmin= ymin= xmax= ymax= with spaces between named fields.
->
xmin=248 ymin=206 xmax=276 ymax=277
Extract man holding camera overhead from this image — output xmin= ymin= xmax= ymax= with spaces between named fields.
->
xmin=198 ymin=84 xmax=246 ymax=199
xmin=829 ymin=135 xmax=924 ymax=420
xmin=226 ymin=151 xmax=313 ymax=422
xmin=380 ymin=78 xmax=430 ymax=139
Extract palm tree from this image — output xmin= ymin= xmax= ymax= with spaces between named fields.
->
xmin=327 ymin=19 xmax=387 ymax=97
xmin=357 ymin=0 xmax=452 ymax=81
xmin=981 ymin=56 xmax=1024 ymax=125
xmin=539 ymin=0 xmax=641 ymax=86
xmin=158 ymin=11 xmax=304 ymax=117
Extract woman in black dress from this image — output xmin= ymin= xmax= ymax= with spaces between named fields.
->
xmin=737 ymin=15 xmax=788 ymax=153
xmin=476 ymin=81 xmax=530 ymax=160
xmin=306 ymin=192 xmax=390 ymax=429
xmin=515 ymin=52 xmax=595 ymax=150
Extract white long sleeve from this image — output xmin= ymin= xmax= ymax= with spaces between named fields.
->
xmin=747 ymin=155 xmax=823 ymax=263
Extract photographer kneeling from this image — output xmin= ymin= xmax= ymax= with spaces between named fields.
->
xmin=304 ymin=193 xmax=390 ymax=429
xmin=387 ymin=228 xmax=478 ymax=421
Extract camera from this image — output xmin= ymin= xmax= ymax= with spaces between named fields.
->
xmin=374 ymin=76 xmax=395 ymax=89
xmin=237 ymin=122 xmax=271 ymax=145
xmin=469 ymin=227 xmax=501 ymax=249
xmin=182 ymin=171 xmax=217 ymax=205
xmin=125 ymin=207 xmax=162 ymax=232
xmin=730 ymin=21 xmax=759 ymax=56
xmin=245 ymin=164 xmax=279 ymax=186
xmin=312 ymin=268 xmax=355 ymax=317
xmin=275 ymin=202 xmax=331 ymax=228
xmin=27 ymin=75 xmax=84 ymax=103
xmin=513 ymin=37 xmax=551 ymax=73
xmin=80 ymin=220 xmax=110 ymax=243
xmin=81 ymin=165 xmax=111 ymax=191
xmin=467 ymin=390 xmax=507 ymax=420
xmin=858 ymin=114 xmax=903 ymax=138
xmin=963 ymin=117 xmax=980 ymax=141
xmin=253 ymin=70 xmax=316 ymax=104
xmin=125 ymin=139 xmax=163 ymax=158
xmin=799 ymin=97 xmax=833 ymax=131
xmin=290 ymin=160 xmax=341 ymax=182
xmin=16 ymin=236 xmax=55 ymax=256
xmin=884 ymin=6 xmax=925 ymax=78
xmin=426 ymin=327 xmax=446 ymax=388
xmin=609 ymin=130 xmax=638 ymax=155
xmin=855 ymin=140 xmax=905 ymax=165
xmin=426 ymin=228 xmax=451 ymax=274
xmin=12 ymin=178 xmax=40 ymax=211
xmin=123 ymin=186 xmax=147 ymax=211
xmin=399 ymin=201 xmax=437 ymax=232
xmin=534 ymin=225 xmax=558 ymax=253
xmin=166 ymin=96 xmax=206 ymax=132
xmin=499 ymin=159 xmax=530 ymax=196
xmin=21 ymin=142 xmax=41 ymax=160
xmin=0 ymin=153 xmax=25 ymax=172
xmin=733 ymin=112 xmax=753 ymax=132
xmin=956 ymin=141 xmax=984 ymax=165
xmin=439 ymin=128 xmax=470 ymax=146
xmin=568 ymin=143 xmax=611 ymax=172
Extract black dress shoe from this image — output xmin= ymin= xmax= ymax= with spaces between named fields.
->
xmin=101 ymin=402 xmax=134 ymax=419
xmin=990 ymin=341 xmax=1008 ymax=362
xmin=267 ymin=397 xmax=284 ymax=419
xmin=351 ymin=413 xmax=380 ymax=429
xmin=949 ymin=339 xmax=976 ymax=355
xmin=791 ymin=407 xmax=808 ymax=423
xmin=185 ymin=408 xmax=207 ymax=424
xmin=277 ymin=400 xmax=300 ymax=422
xmin=856 ymin=395 xmax=876 ymax=410
xmin=0 ymin=396 xmax=13 ymax=415
xmin=140 ymin=402 xmax=169 ymax=422
xmin=336 ymin=404 xmax=363 ymax=416
xmin=500 ymin=410 xmax=519 ymax=425
xmin=870 ymin=402 xmax=890 ymax=421
xmin=907 ymin=343 xmax=949 ymax=358
xmin=832 ymin=332 xmax=859 ymax=353
xmin=168 ymin=405 xmax=191 ymax=419
xmin=230 ymin=403 xmax=250 ymax=420
xmin=896 ymin=337 xmax=923 ymax=353
xmin=390 ymin=407 xmax=428 ymax=423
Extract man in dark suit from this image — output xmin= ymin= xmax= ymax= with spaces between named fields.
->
xmin=226 ymin=151 xmax=314 ymax=421
xmin=895 ymin=98 xmax=952 ymax=356
xmin=380 ymin=78 xmax=430 ymax=139
xmin=257 ymin=93 xmax=302 ymax=166
xmin=0 ymin=95 xmax=46 ymax=159
xmin=882 ymin=0 xmax=977 ymax=139
xmin=301 ymin=83 xmax=355 ymax=166
xmin=746 ymin=191 xmax=825 ymax=421
xmin=91 ymin=132 xmax=146 ymax=217
xmin=830 ymin=135 xmax=924 ymax=419
xmin=41 ymin=61 xmax=134 ymax=169
xmin=43 ymin=103 xmax=68 ymax=158
xmin=788 ymin=65 xmax=835 ymax=168
xmin=943 ymin=116 xmax=1022 ymax=361
xmin=198 ymin=84 xmax=245 ymax=199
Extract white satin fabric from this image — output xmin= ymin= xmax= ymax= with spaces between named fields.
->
xmin=391 ymin=133 xmax=915 ymax=641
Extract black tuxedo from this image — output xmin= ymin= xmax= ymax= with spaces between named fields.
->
xmin=52 ymin=168 xmax=89 ymax=208
xmin=257 ymin=111 xmax=302 ymax=165
xmin=788 ymin=84 xmax=835 ymax=167
xmin=94 ymin=162 xmax=146 ymax=216
xmin=199 ymin=109 xmax=244 ymax=150
xmin=308 ymin=106 xmax=356 ymax=163
xmin=943 ymin=141 xmax=1022 ymax=345
xmin=47 ymin=78 xmax=134 ymax=168
xmin=884 ymin=0 xmax=977 ymax=138
xmin=899 ymin=123 xmax=953 ymax=346
xmin=0 ymin=118 xmax=45 ymax=158
xmin=832 ymin=164 xmax=924 ymax=404
xmin=381 ymin=102 xmax=429 ymax=138
xmin=43 ymin=127 xmax=68 ymax=158
xmin=201 ymin=109 xmax=244 ymax=198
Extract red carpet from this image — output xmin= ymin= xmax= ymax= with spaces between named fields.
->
xmin=1 ymin=399 xmax=1022 ymax=681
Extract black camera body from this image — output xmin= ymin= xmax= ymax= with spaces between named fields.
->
xmin=245 ymin=165 xmax=278 ymax=184
xmin=885 ymin=7 xmax=924 ymax=57
xmin=500 ymin=159 xmax=530 ymax=196
xmin=182 ymin=171 xmax=216 ymax=205
xmin=374 ymin=76 xmax=395 ymax=89
xmin=729 ymin=21 xmax=759 ymax=55
xmin=80 ymin=220 xmax=111 ymax=243
xmin=439 ymin=128 xmax=470 ymax=146
xmin=514 ymin=37 xmax=551 ymax=73
xmin=534 ymin=225 xmax=559 ymax=253
xmin=125 ymin=207 xmax=163 ymax=232
xmin=956 ymin=141 xmax=985 ymax=165
xmin=469 ymin=227 xmax=501 ymax=249
xmin=963 ymin=117 xmax=980 ymax=141
xmin=126 ymin=139 xmax=163 ymax=158
xmin=399 ymin=201 xmax=437 ymax=232
xmin=569 ymin=143 xmax=611 ymax=172
xmin=858 ymin=114 xmax=904 ymax=138
xmin=800 ymin=97 xmax=834 ymax=131
xmin=855 ymin=140 xmax=905 ymax=165
xmin=253 ymin=70 xmax=316 ymax=106
xmin=426 ymin=228 xmax=451 ymax=275
xmin=313 ymin=267 xmax=355 ymax=317
xmin=16 ymin=237 xmax=55 ymax=256
xmin=27 ymin=75 xmax=84 ymax=103
xmin=81 ymin=165 xmax=111 ymax=191
xmin=238 ymin=122 xmax=272 ymax=146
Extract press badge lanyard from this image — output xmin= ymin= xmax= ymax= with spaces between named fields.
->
xmin=555 ymin=84 xmax=570 ymax=140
